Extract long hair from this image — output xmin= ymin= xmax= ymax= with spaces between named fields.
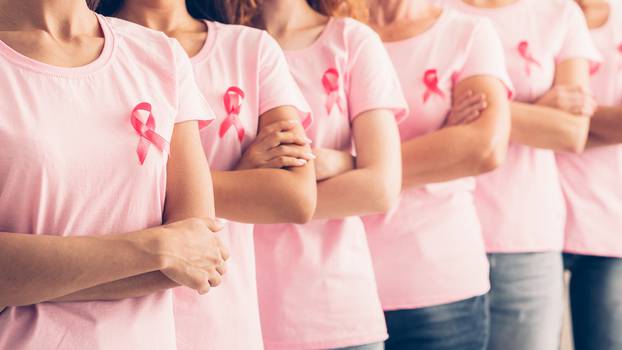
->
xmin=90 ymin=1 xmax=366 ymax=24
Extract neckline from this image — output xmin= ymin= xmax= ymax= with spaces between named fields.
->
xmin=190 ymin=20 xmax=216 ymax=64
xmin=283 ymin=17 xmax=336 ymax=57
xmin=455 ymin=0 xmax=525 ymax=14
xmin=383 ymin=8 xmax=448 ymax=47
xmin=0 ymin=13 xmax=114 ymax=77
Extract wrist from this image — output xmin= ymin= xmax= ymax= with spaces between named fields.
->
xmin=119 ymin=227 xmax=170 ymax=272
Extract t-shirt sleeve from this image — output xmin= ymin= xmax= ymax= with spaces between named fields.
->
xmin=345 ymin=22 xmax=408 ymax=122
xmin=171 ymin=39 xmax=215 ymax=127
xmin=556 ymin=1 xmax=602 ymax=64
xmin=458 ymin=18 xmax=515 ymax=97
xmin=258 ymin=32 xmax=313 ymax=129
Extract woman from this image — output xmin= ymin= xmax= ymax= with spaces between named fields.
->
xmin=361 ymin=1 xmax=512 ymax=349
xmin=558 ymin=1 xmax=622 ymax=349
xmin=222 ymin=1 xmax=407 ymax=349
xmin=84 ymin=0 xmax=317 ymax=349
xmin=440 ymin=0 xmax=600 ymax=348
xmin=0 ymin=0 xmax=228 ymax=349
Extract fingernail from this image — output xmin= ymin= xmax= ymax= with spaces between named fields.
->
xmin=288 ymin=120 xmax=301 ymax=125
xmin=307 ymin=152 xmax=317 ymax=159
xmin=296 ymin=159 xmax=307 ymax=165
xmin=304 ymin=137 xmax=313 ymax=144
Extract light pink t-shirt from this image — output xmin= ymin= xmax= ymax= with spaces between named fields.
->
xmin=558 ymin=0 xmax=622 ymax=258
xmin=443 ymin=0 xmax=601 ymax=252
xmin=364 ymin=9 xmax=513 ymax=311
xmin=173 ymin=21 xmax=310 ymax=350
xmin=253 ymin=18 xmax=408 ymax=350
xmin=0 ymin=15 xmax=213 ymax=350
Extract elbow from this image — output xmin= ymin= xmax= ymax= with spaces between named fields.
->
xmin=371 ymin=179 xmax=401 ymax=214
xmin=475 ymin=142 xmax=507 ymax=174
xmin=561 ymin=123 xmax=590 ymax=154
xmin=288 ymin=186 xmax=317 ymax=224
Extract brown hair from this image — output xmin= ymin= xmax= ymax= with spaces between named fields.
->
xmin=92 ymin=1 xmax=366 ymax=25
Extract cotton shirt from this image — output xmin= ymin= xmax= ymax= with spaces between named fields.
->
xmin=558 ymin=0 xmax=622 ymax=258
xmin=443 ymin=0 xmax=601 ymax=252
xmin=173 ymin=21 xmax=310 ymax=350
xmin=0 ymin=15 xmax=213 ymax=350
xmin=364 ymin=9 xmax=513 ymax=310
xmin=253 ymin=18 xmax=408 ymax=350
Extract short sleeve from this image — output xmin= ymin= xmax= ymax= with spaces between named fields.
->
xmin=458 ymin=18 xmax=515 ymax=97
xmin=258 ymin=32 xmax=313 ymax=129
xmin=556 ymin=1 xmax=602 ymax=64
xmin=171 ymin=40 xmax=215 ymax=127
xmin=345 ymin=22 xmax=409 ymax=122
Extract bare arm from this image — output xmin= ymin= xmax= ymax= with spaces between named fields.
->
xmin=587 ymin=106 xmax=622 ymax=147
xmin=51 ymin=121 xmax=225 ymax=303
xmin=312 ymin=109 xmax=402 ymax=219
xmin=510 ymin=59 xmax=592 ymax=153
xmin=401 ymin=76 xmax=510 ymax=188
xmin=213 ymin=106 xmax=317 ymax=224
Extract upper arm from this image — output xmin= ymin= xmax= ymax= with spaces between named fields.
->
xmin=351 ymin=109 xmax=401 ymax=172
xmin=164 ymin=121 xmax=215 ymax=223
xmin=554 ymin=58 xmax=591 ymax=89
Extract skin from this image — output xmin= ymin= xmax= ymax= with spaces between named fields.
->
xmin=575 ymin=0 xmax=622 ymax=148
xmin=246 ymin=0 xmax=403 ymax=219
xmin=47 ymin=0 xmax=318 ymax=303
xmin=0 ymin=0 xmax=227 ymax=308
xmin=265 ymin=0 xmax=511 ymax=188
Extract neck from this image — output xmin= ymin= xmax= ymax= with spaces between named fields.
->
xmin=462 ymin=0 xmax=519 ymax=8
xmin=117 ymin=0 xmax=197 ymax=32
xmin=0 ymin=0 xmax=96 ymax=36
xmin=368 ymin=0 xmax=430 ymax=25
xmin=260 ymin=0 xmax=320 ymax=33
xmin=576 ymin=0 xmax=607 ymax=10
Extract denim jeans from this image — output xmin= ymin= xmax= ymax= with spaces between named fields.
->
xmin=487 ymin=252 xmax=564 ymax=350
xmin=383 ymin=295 xmax=489 ymax=350
xmin=564 ymin=253 xmax=622 ymax=350
xmin=332 ymin=342 xmax=384 ymax=350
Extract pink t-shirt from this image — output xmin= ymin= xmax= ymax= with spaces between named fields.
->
xmin=253 ymin=18 xmax=407 ymax=350
xmin=443 ymin=0 xmax=601 ymax=252
xmin=364 ymin=9 xmax=513 ymax=311
xmin=558 ymin=0 xmax=622 ymax=258
xmin=173 ymin=21 xmax=310 ymax=350
xmin=0 ymin=15 xmax=213 ymax=350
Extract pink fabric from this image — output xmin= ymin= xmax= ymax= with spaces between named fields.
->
xmin=254 ymin=18 xmax=407 ymax=350
xmin=365 ymin=9 xmax=513 ymax=310
xmin=443 ymin=0 xmax=601 ymax=253
xmin=173 ymin=21 xmax=311 ymax=350
xmin=558 ymin=0 xmax=622 ymax=258
xmin=0 ymin=15 xmax=213 ymax=350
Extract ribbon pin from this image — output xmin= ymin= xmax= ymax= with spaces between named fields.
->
xmin=219 ymin=86 xmax=246 ymax=142
xmin=518 ymin=41 xmax=541 ymax=76
xmin=131 ymin=102 xmax=170 ymax=165
xmin=422 ymin=69 xmax=445 ymax=103
xmin=322 ymin=68 xmax=345 ymax=115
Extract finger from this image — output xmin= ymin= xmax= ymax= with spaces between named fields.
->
xmin=259 ymin=120 xmax=300 ymax=136
xmin=265 ymin=156 xmax=308 ymax=168
xmin=215 ymin=263 xmax=227 ymax=276
xmin=454 ymin=94 xmax=486 ymax=113
xmin=452 ymin=90 xmax=473 ymax=106
xmin=269 ymin=145 xmax=316 ymax=161
xmin=207 ymin=270 xmax=222 ymax=287
xmin=263 ymin=131 xmax=310 ymax=148
xmin=219 ymin=243 xmax=230 ymax=261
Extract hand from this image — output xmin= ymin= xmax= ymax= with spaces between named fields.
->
xmin=536 ymin=85 xmax=597 ymax=116
xmin=236 ymin=120 xmax=315 ymax=170
xmin=156 ymin=218 xmax=229 ymax=295
xmin=313 ymin=148 xmax=355 ymax=181
xmin=445 ymin=90 xmax=488 ymax=127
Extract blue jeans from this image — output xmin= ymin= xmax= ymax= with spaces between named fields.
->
xmin=332 ymin=342 xmax=384 ymax=350
xmin=564 ymin=253 xmax=622 ymax=350
xmin=487 ymin=252 xmax=564 ymax=350
xmin=383 ymin=295 xmax=489 ymax=350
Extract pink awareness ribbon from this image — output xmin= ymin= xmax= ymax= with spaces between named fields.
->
xmin=517 ymin=41 xmax=541 ymax=76
xmin=131 ymin=102 xmax=170 ymax=165
xmin=322 ymin=68 xmax=345 ymax=115
xmin=219 ymin=86 xmax=245 ymax=142
xmin=422 ymin=69 xmax=445 ymax=103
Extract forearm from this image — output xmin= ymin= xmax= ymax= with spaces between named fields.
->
xmin=52 ymin=271 xmax=176 ymax=302
xmin=510 ymin=101 xmax=590 ymax=152
xmin=0 ymin=229 xmax=162 ymax=306
xmin=588 ymin=106 xmax=622 ymax=145
xmin=313 ymin=166 xmax=398 ymax=219
xmin=402 ymin=124 xmax=505 ymax=188
xmin=212 ymin=166 xmax=316 ymax=224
